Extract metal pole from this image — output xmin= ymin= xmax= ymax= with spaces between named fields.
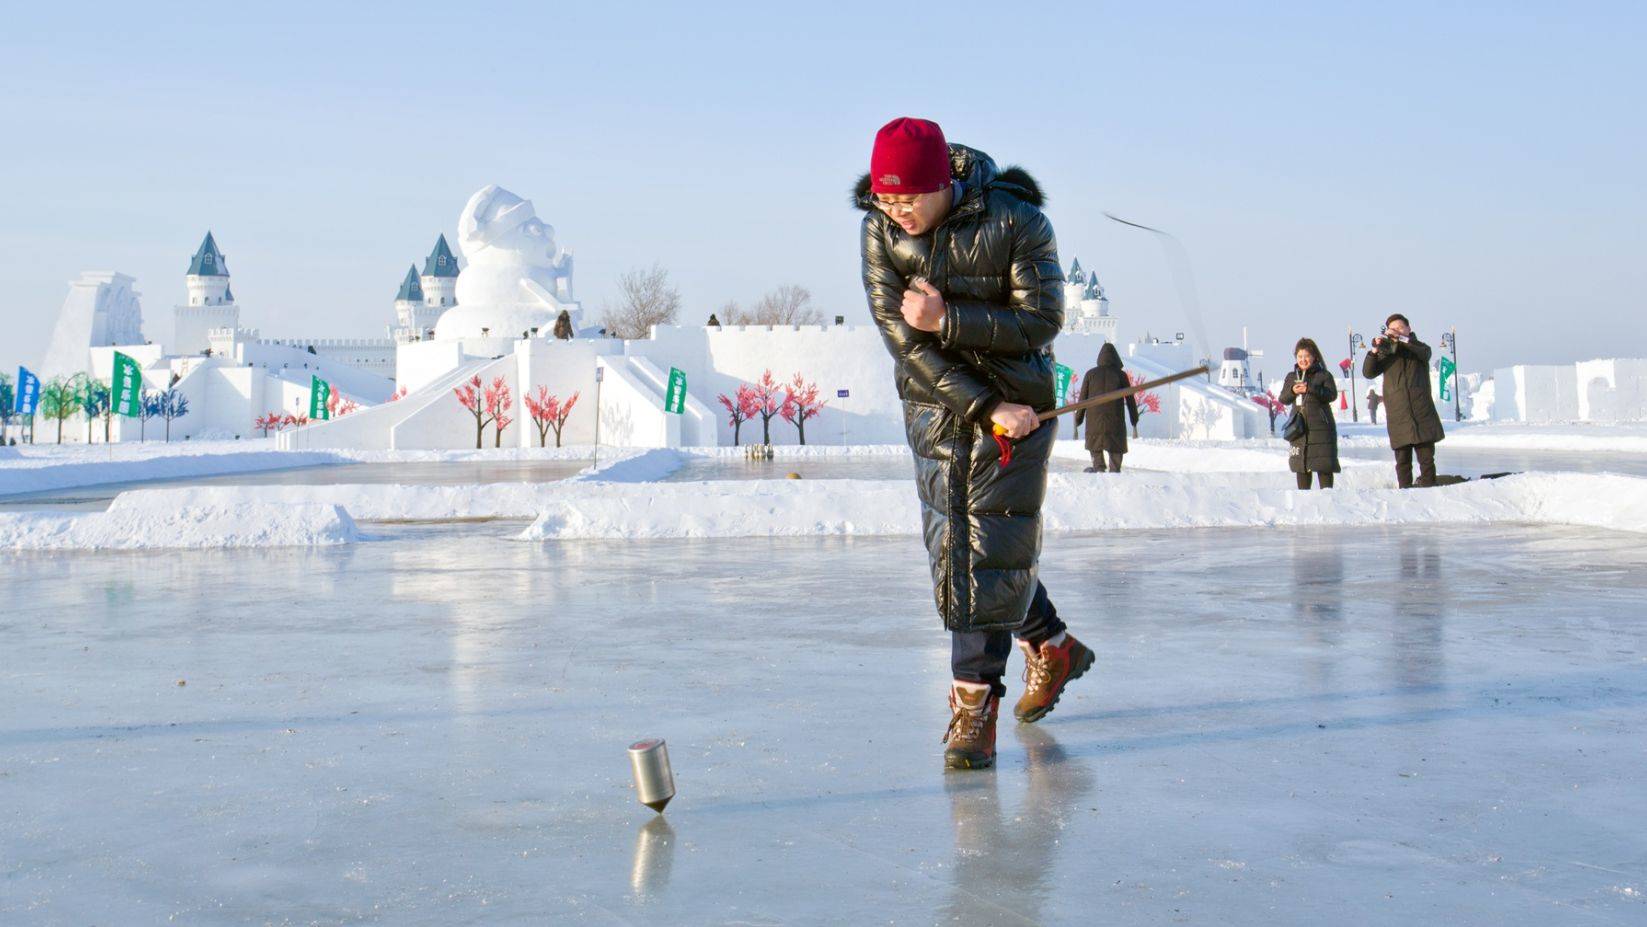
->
xmin=593 ymin=365 xmax=604 ymax=470
xmin=1451 ymin=326 xmax=1462 ymax=422
xmin=1348 ymin=327 xmax=1359 ymax=423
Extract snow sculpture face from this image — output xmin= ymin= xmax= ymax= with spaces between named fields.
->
xmin=436 ymin=184 xmax=578 ymax=341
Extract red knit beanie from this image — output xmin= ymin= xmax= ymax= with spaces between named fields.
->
xmin=869 ymin=117 xmax=952 ymax=195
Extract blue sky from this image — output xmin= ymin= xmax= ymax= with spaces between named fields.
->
xmin=2 ymin=1 xmax=1642 ymax=383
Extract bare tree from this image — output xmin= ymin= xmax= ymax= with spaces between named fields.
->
xmin=600 ymin=264 xmax=681 ymax=339
xmin=722 ymin=285 xmax=824 ymax=326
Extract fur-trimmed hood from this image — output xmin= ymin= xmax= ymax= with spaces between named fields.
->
xmin=852 ymin=143 xmax=1044 ymax=211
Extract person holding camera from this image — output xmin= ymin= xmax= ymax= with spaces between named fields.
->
xmin=1280 ymin=338 xmax=1340 ymax=489
xmin=1362 ymin=312 xmax=1445 ymax=487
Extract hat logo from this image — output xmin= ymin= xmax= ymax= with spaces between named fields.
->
xmin=878 ymin=173 xmax=901 ymax=186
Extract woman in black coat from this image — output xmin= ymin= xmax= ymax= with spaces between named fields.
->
xmin=1073 ymin=342 xmax=1138 ymax=472
xmin=1280 ymin=338 xmax=1340 ymax=489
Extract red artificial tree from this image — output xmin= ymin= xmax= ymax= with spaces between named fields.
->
xmin=780 ymin=374 xmax=827 ymax=445
xmin=454 ymin=375 xmax=494 ymax=449
xmin=325 ymin=389 xmax=359 ymax=418
xmin=281 ymin=412 xmax=309 ymax=429
xmin=717 ymin=384 xmax=759 ymax=446
xmin=751 ymin=369 xmax=784 ymax=445
xmin=386 ymin=385 xmax=408 ymax=402
xmin=254 ymin=412 xmax=284 ymax=436
xmin=1128 ymin=371 xmax=1162 ymax=438
xmin=525 ymin=385 xmax=580 ymax=447
xmin=485 ymin=377 xmax=513 ymax=448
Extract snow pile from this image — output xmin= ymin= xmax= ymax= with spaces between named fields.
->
xmin=115 ymin=483 xmax=566 ymax=522
xmin=519 ymin=471 xmax=1647 ymax=540
xmin=0 ymin=448 xmax=351 ymax=497
xmin=0 ymin=495 xmax=359 ymax=550
xmin=522 ymin=479 xmax=916 ymax=539
xmin=1339 ymin=422 xmax=1647 ymax=454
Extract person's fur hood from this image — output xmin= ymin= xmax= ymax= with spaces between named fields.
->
xmin=852 ymin=143 xmax=1044 ymax=211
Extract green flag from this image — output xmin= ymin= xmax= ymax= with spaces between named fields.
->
xmin=1437 ymin=356 xmax=1456 ymax=402
xmin=1054 ymin=363 xmax=1074 ymax=406
xmin=309 ymin=376 xmax=331 ymax=420
xmin=663 ymin=367 xmax=686 ymax=414
xmin=111 ymin=351 xmax=142 ymax=418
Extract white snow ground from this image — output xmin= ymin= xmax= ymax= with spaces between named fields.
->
xmin=3 ymin=430 xmax=1646 ymax=549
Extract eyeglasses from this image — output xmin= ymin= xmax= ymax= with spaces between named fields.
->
xmin=873 ymin=196 xmax=922 ymax=216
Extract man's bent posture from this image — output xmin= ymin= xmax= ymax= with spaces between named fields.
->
xmin=857 ymin=117 xmax=1093 ymax=770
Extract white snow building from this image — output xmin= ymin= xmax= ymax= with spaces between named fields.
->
xmin=281 ymin=188 xmax=1267 ymax=452
xmin=1060 ymin=258 xmax=1118 ymax=341
xmin=38 ymin=271 xmax=147 ymax=380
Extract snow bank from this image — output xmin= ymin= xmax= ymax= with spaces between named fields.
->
xmin=519 ymin=472 xmax=1647 ymax=540
xmin=0 ymin=441 xmax=610 ymax=498
xmin=0 ymin=495 xmax=359 ymax=550
xmin=115 ymin=483 xmax=566 ymax=522
xmin=0 ymin=449 xmax=351 ymax=497
xmin=1339 ymin=422 xmax=1647 ymax=454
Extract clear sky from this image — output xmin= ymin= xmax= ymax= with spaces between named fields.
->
xmin=2 ymin=1 xmax=1642 ymax=385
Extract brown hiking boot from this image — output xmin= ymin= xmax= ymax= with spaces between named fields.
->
xmin=1014 ymin=634 xmax=1095 ymax=723
xmin=942 ymin=685 xmax=999 ymax=770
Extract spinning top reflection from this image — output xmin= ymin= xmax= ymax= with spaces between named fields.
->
xmin=630 ymin=817 xmax=677 ymax=896
xmin=628 ymin=738 xmax=676 ymax=813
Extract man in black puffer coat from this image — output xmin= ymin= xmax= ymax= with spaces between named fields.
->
xmin=857 ymin=117 xmax=1094 ymax=770
xmin=1362 ymin=312 xmax=1445 ymax=487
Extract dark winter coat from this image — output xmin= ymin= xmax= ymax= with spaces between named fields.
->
xmin=1362 ymin=336 xmax=1446 ymax=449
xmin=1074 ymin=343 xmax=1138 ymax=454
xmin=1280 ymin=364 xmax=1341 ymax=474
xmin=857 ymin=144 xmax=1063 ymax=633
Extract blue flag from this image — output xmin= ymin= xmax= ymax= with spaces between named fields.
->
xmin=15 ymin=367 xmax=40 ymax=415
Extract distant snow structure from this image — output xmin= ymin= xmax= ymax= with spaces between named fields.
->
xmin=432 ymin=185 xmax=583 ymax=342
xmin=173 ymin=232 xmax=240 ymax=356
xmin=39 ymin=271 xmax=145 ymax=380
xmin=1061 ymin=258 xmax=1117 ymax=341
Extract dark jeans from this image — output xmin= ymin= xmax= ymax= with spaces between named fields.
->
xmin=1090 ymin=450 xmax=1123 ymax=472
xmin=1295 ymin=470 xmax=1334 ymax=490
xmin=952 ymin=582 xmax=1066 ymax=695
xmin=1395 ymin=442 xmax=1437 ymax=488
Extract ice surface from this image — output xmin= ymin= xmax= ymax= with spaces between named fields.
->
xmin=3 ymin=523 xmax=1645 ymax=924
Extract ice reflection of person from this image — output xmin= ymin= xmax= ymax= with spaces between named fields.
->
xmin=1391 ymin=533 xmax=1446 ymax=688
xmin=941 ymin=727 xmax=1095 ymax=923
xmin=1290 ymin=531 xmax=1345 ymax=689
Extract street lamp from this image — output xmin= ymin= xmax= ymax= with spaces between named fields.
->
xmin=1440 ymin=327 xmax=1461 ymax=421
xmin=1347 ymin=329 xmax=1366 ymax=423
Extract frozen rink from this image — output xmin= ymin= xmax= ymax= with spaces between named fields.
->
xmin=5 ymin=521 xmax=1646 ymax=925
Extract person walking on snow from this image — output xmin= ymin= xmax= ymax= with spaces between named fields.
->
xmin=1362 ymin=313 xmax=1445 ymax=487
xmin=1074 ymin=343 xmax=1139 ymax=473
xmin=857 ymin=117 xmax=1093 ymax=770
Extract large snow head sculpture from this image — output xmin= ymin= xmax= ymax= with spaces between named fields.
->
xmin=434 ymin=184 xmax=580 ymax=341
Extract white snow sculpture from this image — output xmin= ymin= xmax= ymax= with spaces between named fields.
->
xmin=40 ymin=272 xmax=145 ymax=379
xmin=433 ymin=185 xmax=580 ymax=341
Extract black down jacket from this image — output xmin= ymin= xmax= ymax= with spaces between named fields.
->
xmin=1074 ymin=343 xmax=1138 ymax=455
xmin=857 ymin=144 xmax=1063 ymax=632
xmin=1280 ymin=364 xmax=1341 ymax=474
xmin=1362 ymin=336 xmax=1446 ymax=449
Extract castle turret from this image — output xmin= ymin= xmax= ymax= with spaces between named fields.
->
xmin=174 ymin=231 xmax=241 ymax=355
xmin=185 ymin=232 xmax=232 ymax=306
xmin=392 ymin=263 xmax=442 ymax=341
xmin=420 ymin=234 xmax=460 ymax=309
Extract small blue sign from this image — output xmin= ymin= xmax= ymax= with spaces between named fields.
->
xmin=836 ymin=389 xmax=850 ymax=398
